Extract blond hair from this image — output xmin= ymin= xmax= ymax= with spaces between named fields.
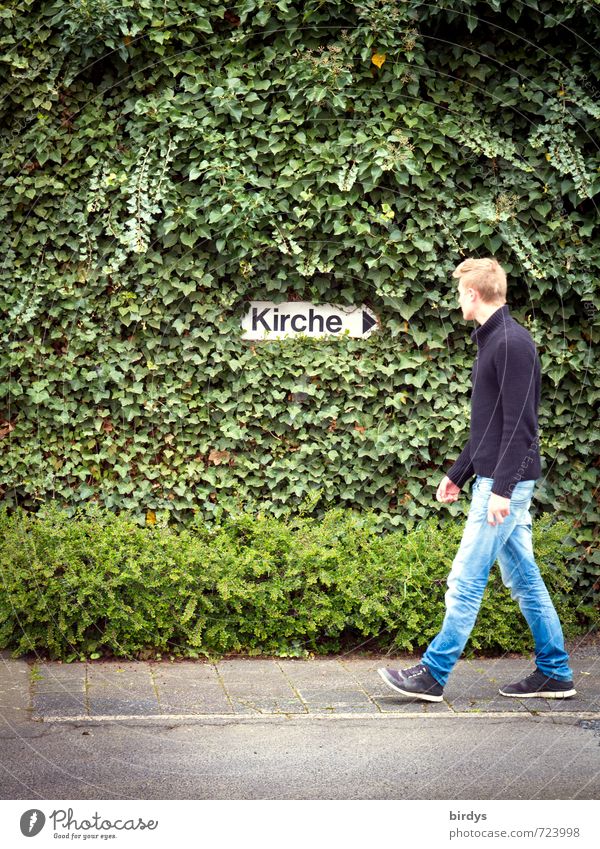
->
xmin=452 ymin=257 xmax=507 ymax=304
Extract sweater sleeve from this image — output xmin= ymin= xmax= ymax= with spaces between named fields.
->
xmin=491 ymin=337 xmax=539 ymax=498
xmin=447 ymin=438 xmax=475 ymax=489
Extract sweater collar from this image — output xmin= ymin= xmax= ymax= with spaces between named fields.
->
xmin=470 ymin=304 xmax=510 ymax=347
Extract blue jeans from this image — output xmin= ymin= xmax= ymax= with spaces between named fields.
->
xmin=422 ymin=475 xmax=573 ymax=687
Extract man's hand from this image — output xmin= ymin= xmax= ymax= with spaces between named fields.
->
xmin=487 ymin=492 xmax=510 ymax=525
xmin=436 ymin=475 xmax=461 ymax=503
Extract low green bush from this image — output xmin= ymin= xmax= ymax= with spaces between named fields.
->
xmin=0 ymin=501 xmax=593 ymax=662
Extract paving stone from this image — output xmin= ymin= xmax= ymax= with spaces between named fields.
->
xmin=87 ymin=662 xmax=159 ymax=716
xmin=277 ymin=657 xmax=355 ymax=680
xmin=0 ymin=653 xmax=32 ymax=725
xmin=375 ymin=694 xmax=453 ymax=714
xmin=217 ymin=659 xmax=304 ymax=714
xmin=344 ymin=660 xmax=413 ymax=702
xmin=522 ymin=693 xmax=600 ymax=714
xmin=149 ymin=661 xmax=233 ymax=714
xmin=33 ymin=661 xmax=87 ymax=678
xmin=4 ymin=648 xmax=598 ymax=720
xmin=338 ymin=654 xmax=416 ymax=672
xmin=573 ymin=671 xmax=600 ymax=703
xmin=292 ymin=688 xmax=376 ymax=713
xmin=32 ymin=663 xmax=86 ymax=693
xmin=447 ymin=697 xmax=531 ymax=713
xmin=295 ymin=681 xmax=369 ymax=709
xmin=86 ymin=661 xmax=153 ymax=684
xmin=444 ymin=660 xmax=524 ymax=701
xmin=31 ymin=693 xmax=87 ymax=718
xmin=227 ymin=697 xmax=307 ymax=715
xmin=566 ymin=636 xmax=600 ymax=658
xmin=28 ymin=661 xmax=87 ymax=717
xmin=278 ymin=658 xmax=376 ymax=712
xmin=317 ymin=703 xmax=381 ymax=714
xmin=85 ymin=697 xmax=161 ymax=716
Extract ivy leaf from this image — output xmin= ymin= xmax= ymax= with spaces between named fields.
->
xmin=180 ymin=231 xmax=199 ymax=247
xmin=412 ymin=236 xmax=434 ymax=252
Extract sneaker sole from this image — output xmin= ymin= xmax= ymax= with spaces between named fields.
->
xmin=377 ymin=668 xmax=444 ymax=702
xmin=498 ymin=688 xmax=577 ymax=699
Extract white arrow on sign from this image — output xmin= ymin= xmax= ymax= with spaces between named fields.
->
xmin=241 ymin=301 xmax=380 ymax=340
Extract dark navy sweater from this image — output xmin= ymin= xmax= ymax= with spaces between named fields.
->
xmin=446 ymin=304 xmax=542 ymax=499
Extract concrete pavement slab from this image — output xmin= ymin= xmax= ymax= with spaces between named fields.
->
xmin=31 ymin=693 xmax=87 ymax=718
xmin=2 ymin=644 xmax=599 ymax=722
xmin=215 ymin=658 xmax=306 ymax=714
xmin=30 ymin=662 xmax=87 ymax=690
xmin=149 ymin=661 xmax=234 ymax=714
xmin=0 ymin=651 xmax=31 ymax=727
xmin=443 ymin=659 xmax=532 ymax=713
xmin=29 ymin=659 xmax=87 ymax=719
xmin=277 ymin=658 xmax=376 ymax=712
xmin=86 ymin=661 xmax=160 ymax=717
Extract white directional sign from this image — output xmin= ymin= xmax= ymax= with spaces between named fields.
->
xmin=241 ymin=301 xmax=380 ymax=341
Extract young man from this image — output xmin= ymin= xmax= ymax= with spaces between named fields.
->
xmin=378 ymin=257 xmax=576 ymax=702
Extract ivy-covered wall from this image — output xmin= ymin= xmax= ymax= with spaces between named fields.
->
xmin=1 ymin=1 xmax=598 ymax=595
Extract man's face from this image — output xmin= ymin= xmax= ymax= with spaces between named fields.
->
xmin=458 ymin=280 xmax=476 ymax=320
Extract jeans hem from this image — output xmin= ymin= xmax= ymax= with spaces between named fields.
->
xmin=535 ymin=665 xmax=573 ymax=682
xmin=422 ymin=661 xmax=445 ymax=687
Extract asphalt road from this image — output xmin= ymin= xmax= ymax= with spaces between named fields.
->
xmin=1 ymin=713 xmax=599 ymax=800
xmin=1 ymin=649 xmax=599 ymax=800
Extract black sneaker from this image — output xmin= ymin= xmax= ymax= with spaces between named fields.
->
xmin=499 ymin=668 xmax=576 ymax=699
xmin=377 ymin=662 xmax=444 ymax=702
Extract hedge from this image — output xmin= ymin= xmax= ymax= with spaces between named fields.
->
xmin=0 ymin=500 xmax=593 ymax=661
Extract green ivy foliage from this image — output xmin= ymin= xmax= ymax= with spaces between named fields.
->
xmin=0 ymin=2 xmax=598 ymax=599
xmin=0 ymin=501 xmax=589 ymax=661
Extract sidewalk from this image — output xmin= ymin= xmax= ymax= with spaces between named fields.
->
xmin=2 ymin=638 xmax=599 ymax=725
